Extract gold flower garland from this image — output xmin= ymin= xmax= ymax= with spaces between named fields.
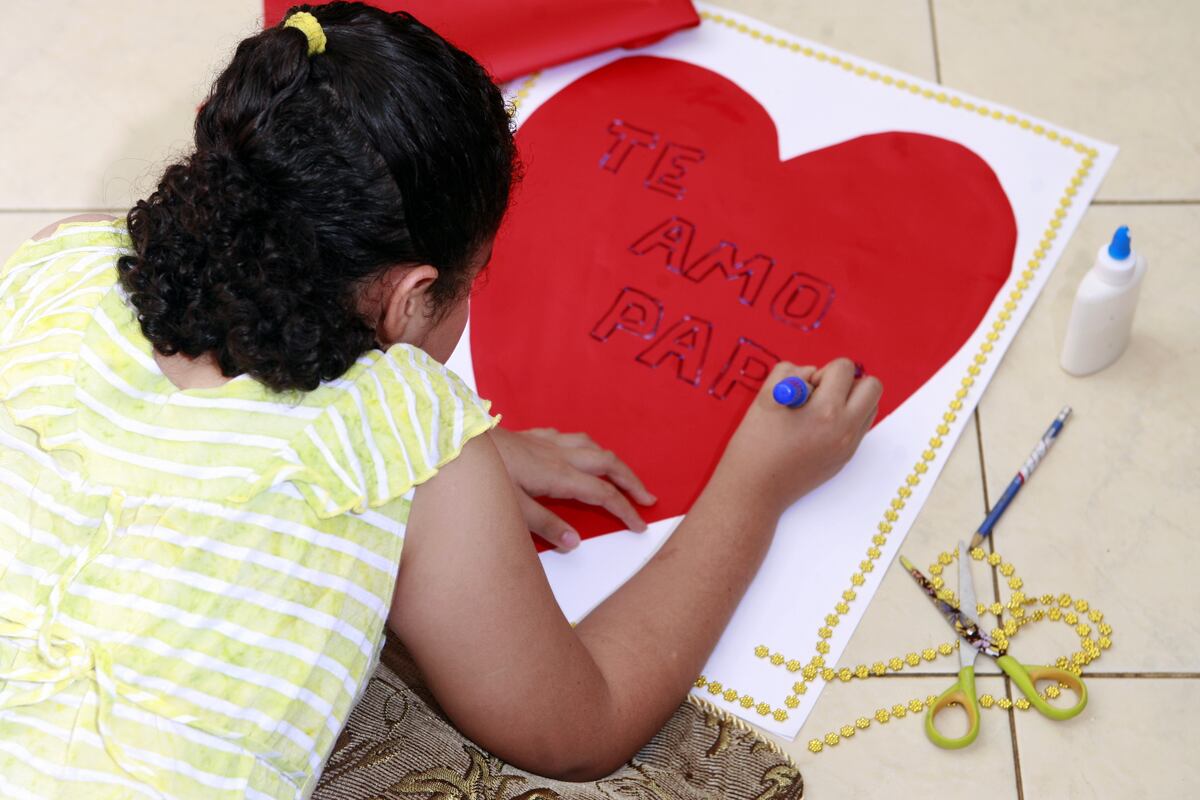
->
xmin=693 ymin=7 xmax=1101 ymax=727
xmin=507 ymin=9 xmax=1106 ymax=742
xmin=738 ymin=545 xmax=1110 ymax=752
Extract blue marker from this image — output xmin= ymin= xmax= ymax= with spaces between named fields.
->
xmin=772 ymin=376 xmax=812 ymax=408
xmin=969 ymin=406 xmax=1072 ymax=548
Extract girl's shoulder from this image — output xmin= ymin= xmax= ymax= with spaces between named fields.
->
xmin=30 ymin=214 xmax=118 ymax=242
xmin=282 ymin=344 xmax=498 ymax=518
xmin=1 ymin=216 xmax=130 ymax=314
xmin=0 ymin=216 xmax=130 ymax=368
xmin=4 ymin=215 xmax=126 ymax=272
xmin=0 ymin=217 xmax=496 ymax=518
xmin=0 ymin=218 xmax=494 ymax=518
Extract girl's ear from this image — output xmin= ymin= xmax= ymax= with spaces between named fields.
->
xmin=375 ymin=264 xmax=440 ymax=348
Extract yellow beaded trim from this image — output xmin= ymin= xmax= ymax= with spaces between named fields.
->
xmin=696 ymin=8 xmax=1097 ymax=724
xmin=699 ymin=10 xmax=1097 ymax=157
xmin=511 ymin=11 xmax=1102 ymax=726
xmin=758 ymin=546 xmax=1112 ymax=754
xmin=692 ymin=674 xmax=792 ymax=723
xmin=508 ymin=72 xmax=541 ymax=115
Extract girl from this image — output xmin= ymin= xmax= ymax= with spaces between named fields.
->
xmin=0 ymin=3 xmax=880 ymax=798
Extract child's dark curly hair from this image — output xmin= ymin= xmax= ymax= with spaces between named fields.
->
xmin=117 ymin=2 xmax=517 ymax=392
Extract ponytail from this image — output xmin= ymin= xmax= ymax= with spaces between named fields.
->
xmin=117 ymin=2 xmax=517 ymax=392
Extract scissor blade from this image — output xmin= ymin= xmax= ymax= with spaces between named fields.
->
xmin=957 ymin=542 xmax=978 ymax=628
xmin=957 ymin=541 xmax=979 ymax=668
xmin=899 ymin=554 xmax=1001 ymax=660
xmin=899 ymin=554 xmax=969 ymax=625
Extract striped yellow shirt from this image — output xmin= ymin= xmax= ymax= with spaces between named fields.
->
xmin=0 ymin=221 xmax=496 ymax=798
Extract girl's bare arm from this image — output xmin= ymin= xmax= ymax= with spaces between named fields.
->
xmin=389 ymin=358 xmax=880 ymax=780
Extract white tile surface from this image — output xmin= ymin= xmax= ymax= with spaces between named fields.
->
xmin=773 ymin=675 xmax=1018 ymax=798
xmin=707 ymin=0 xmax=937 ymax=80
xmin=0 ymin=1 xmax=262 ymax=210
xmin=1015 ymin=679 xmax=1200 ymax=799
xmin=977 ymin=205 xmax=1200 ymax=673
xmin=934 ymin=0 xmax=1200 ymax=200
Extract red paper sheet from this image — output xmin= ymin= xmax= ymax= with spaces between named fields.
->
xmin=262 ymin=1 xmax=700 ymax=82
xmin=468 ymin=56 xmax=1016 ymax=549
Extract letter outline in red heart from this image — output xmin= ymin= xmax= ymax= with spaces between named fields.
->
xmin=470 ymin=56 xmax=1016 ymax=547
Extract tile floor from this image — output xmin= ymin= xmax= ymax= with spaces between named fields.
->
xmin=1 ymin=2 xmax=1195 ymax=798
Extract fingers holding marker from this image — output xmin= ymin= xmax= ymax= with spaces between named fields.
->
xmin=810 ymin=357 xmax=857 ymax=404
xmin=771 ymin=358 xmax=868 ymax=409
xmin=847 ymin=368 xmax=882 ymax=435
xmin=859 ymin=405 xmax=879 ymax=438
xmin=766 ymin=361 xmax=816 ymax=383
xmin=849 ymin=373 xmax=883 ymax=415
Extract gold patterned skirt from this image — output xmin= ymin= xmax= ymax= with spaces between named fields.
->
xmin=314 ymin=634 xmax=803 ymax=799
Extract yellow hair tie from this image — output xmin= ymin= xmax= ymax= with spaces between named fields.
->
xmin=284 ymin=11 xmax=326 ymax=56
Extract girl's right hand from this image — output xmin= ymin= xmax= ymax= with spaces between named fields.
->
xmin=714 ymin=358 xmax=883 ymax=517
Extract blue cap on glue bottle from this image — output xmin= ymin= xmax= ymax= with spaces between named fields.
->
xmin=1107 ymin=225 xmax=1131 ymax=260
xmin=772 ymin=376 xmax=812 ymax=408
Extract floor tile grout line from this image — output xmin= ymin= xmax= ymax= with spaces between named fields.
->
xmin=976 ymin=409 xmax=1004 ymax=612
xmin=0 ymin=209 xmax=126 ymax=215
xmin=1004 ymin=676 xmax=1026 ymax=800
xmin=977 ymin=408 xmax=1025 ymax=799
xmin=926 ymin=0 xmax=943 ymax=84
xmin=1058 ymin=672 xmax=1200 ymax=679
xmin=1092 ymin=199 xmax=1200 ymax=206
xmin=975 ymin=409 xmax=991 ymax=514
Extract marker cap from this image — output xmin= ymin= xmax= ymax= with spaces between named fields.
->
xmin=772 ymin=376 xmax=811 ymax=408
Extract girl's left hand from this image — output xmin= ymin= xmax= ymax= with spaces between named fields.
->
xmin=489 ymin=427 xmax=657 ymax=552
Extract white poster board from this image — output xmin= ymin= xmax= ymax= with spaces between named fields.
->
xmin=447 ymin=4 xmax=1115 ymax=738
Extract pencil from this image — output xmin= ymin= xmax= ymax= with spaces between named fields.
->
xmin=969 ymin=406 xmax=1072 ymax=549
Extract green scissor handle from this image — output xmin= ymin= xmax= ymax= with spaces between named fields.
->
xmin=925 ymin=665 xmax=980 ymax=749
xmin=996 ymin=655 xmax=1088 ymax=720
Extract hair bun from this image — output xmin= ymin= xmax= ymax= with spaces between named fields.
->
xmin=119 ymin=2 xmax=516 ymax=393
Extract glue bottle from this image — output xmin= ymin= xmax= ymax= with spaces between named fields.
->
xmin=1060 ymin=226 xmax=1147 ymax=376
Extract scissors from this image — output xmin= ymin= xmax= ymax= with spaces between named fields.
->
xmin=898 ymin=541 xmax=1088 ymax=749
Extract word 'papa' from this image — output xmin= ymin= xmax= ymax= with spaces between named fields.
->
xmin=590 ymin=120 xmax=836 ymax=400
xmin=591 ymin=287 xmax=779 ymax=400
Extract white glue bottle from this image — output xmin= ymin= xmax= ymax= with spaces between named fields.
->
xmin=1060 ymin=225 xmax=1147 ymax=376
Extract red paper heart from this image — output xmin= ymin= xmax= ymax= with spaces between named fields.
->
xmin=471 ymin=56 xmax=1015 ymax=547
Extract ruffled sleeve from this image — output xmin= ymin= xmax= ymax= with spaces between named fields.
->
xmin=286 ymin=344 xmax=498 ymax=518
